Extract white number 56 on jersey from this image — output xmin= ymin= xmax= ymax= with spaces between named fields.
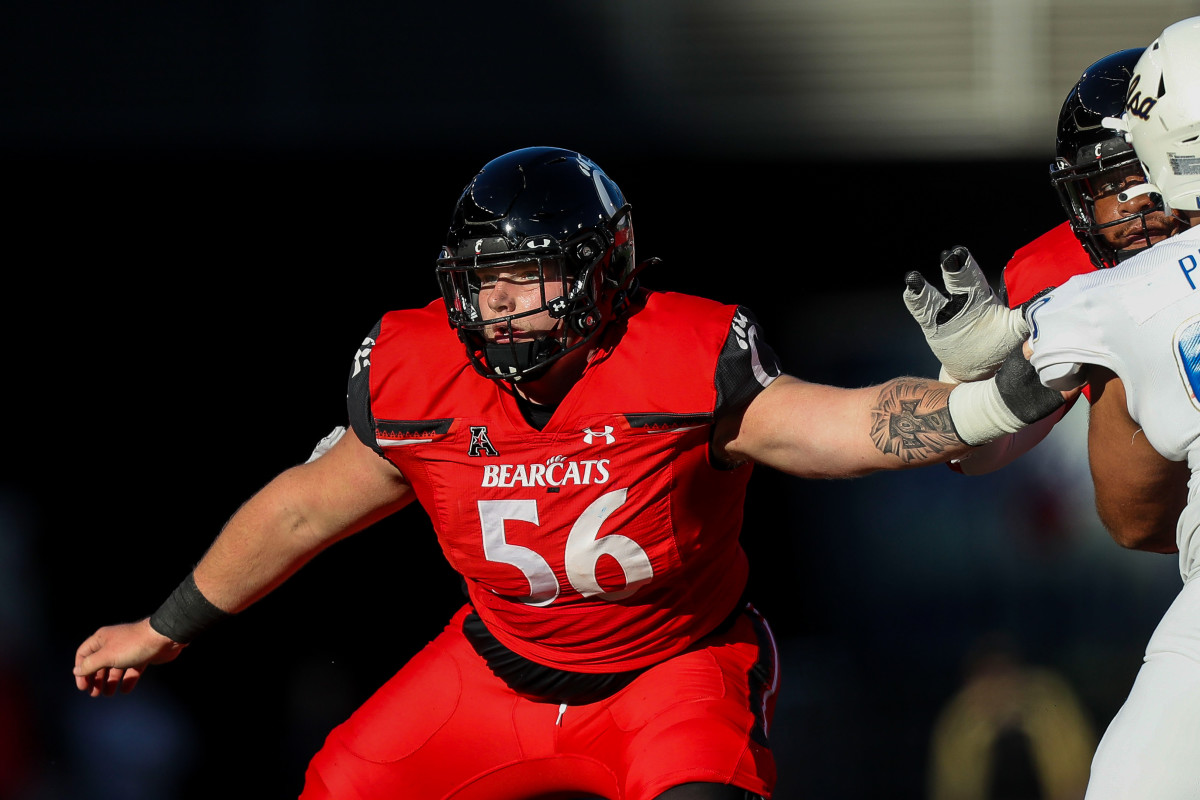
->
xmin=478 ymin=489 xmax=654 ymax=606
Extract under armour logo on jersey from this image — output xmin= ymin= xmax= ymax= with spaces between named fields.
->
xmin=352 ymin=336 xmax=375 ymax=378
xmin=582 ymin=426 xmax=615 ymax=445
xmin=468 ymin=426 xmax=500 ymax=457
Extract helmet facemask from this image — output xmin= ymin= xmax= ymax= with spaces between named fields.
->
xmin=1050 ymin=142 xmax=1166 ymax=268
xmin=1048 ymin=47 xmax=1173 ymax=269
xmin=436 ymin=205 xmax=634 ymax=383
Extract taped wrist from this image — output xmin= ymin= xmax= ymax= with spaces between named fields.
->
xmin=149 ymin=573 xmax=231 ymax=644
xmin=948 ymin=348 xmax=1065 ymax=446
xmin=947 ymin=378 xmax=1025 ymax=446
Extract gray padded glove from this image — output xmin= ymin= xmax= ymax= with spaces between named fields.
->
xmin=903 ymin=246 xmax=1030 ymax=382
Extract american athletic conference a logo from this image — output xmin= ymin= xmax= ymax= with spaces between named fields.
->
xmin=468 ymin=426 xmax=499 ymax=457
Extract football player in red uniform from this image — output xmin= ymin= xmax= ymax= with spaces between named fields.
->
xmin=906 ymin=35 xmax=1200 ymax=800
xmin=73 ymin=147 xmax=1069 ymax=800
xmin=1006 ymin=47 xmax=1184 ymax=306
xmin=905 ymin=48 xmax=1187 ymax=477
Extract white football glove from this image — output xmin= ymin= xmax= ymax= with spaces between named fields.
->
xmin=903 ymin=246 xmax=1030 ymax=382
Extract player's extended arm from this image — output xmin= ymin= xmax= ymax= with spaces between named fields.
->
xmin=720 ymin=347 xmax=1074 ymax=479
xmin=1086 ymin=367 xmax=1187 ymax=553
xmin=73 ymin=428 xmax=413 ymax=697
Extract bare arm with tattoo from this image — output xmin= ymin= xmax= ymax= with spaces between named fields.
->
xmin=867 ymin=378 xmax=958 ymax=462
xmin=718 ymin=344 xmax=1074 ymax=479
xmin=719 ymin=375 xmax=975 ymax=479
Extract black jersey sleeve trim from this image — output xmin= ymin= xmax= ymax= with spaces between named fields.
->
xmin=714 ymin=306 xmax=782 ymax=418
xmin=374 ymin=418 xmax=455 ymax=442
xmin=347 ymin=319 xmax=383 ymax=455
xmin=624 ymin=413 xmax=712 ymax=430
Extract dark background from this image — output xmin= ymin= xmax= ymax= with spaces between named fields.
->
xmin=1 ymin=4 xmax=1188 ymax=799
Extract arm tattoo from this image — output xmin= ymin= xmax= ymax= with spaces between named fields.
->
xmin=869 ymin=379 xmax=960 ymax=463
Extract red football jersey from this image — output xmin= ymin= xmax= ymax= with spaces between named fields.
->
xmin=1002 ymin=221 xmax=1096 ymax=308
xmin=347 ymin=290 xmax=781 ymax=673
xmin=1002 ymin=221 xmax=1098 ymax=403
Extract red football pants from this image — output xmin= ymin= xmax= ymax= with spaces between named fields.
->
xmin=300 ymin=603 xmax=778 ymax=800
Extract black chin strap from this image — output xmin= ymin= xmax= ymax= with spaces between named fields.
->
xmin=1114 ymin=245 xmax=1149 ymax=264
xmin=483 ymin=337 xmax=561 ymax=382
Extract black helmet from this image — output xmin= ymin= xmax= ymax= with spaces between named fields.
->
xmin=1049 ymin=48 xmax=1163 ymax=268
xmin=436 ymin=147 xmax=639 ymax=382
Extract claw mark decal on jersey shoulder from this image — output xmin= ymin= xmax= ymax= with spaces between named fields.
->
xmin=352 ymin=336 xmax=375 ymax=378
xmin=468 ymin=426 xmax=500 ymax=457
xmin=731 ymin=311 xmax=781 ymax=387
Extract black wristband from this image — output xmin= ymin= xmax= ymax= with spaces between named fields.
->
xmin=994 ymin=347 xmax=1065 ymax=423
xmin=149 ymin=573 xmax=231 ymax=644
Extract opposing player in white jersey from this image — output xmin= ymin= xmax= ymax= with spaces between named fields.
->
xmin=1026 ymin=18 xmax=1200 ymax=799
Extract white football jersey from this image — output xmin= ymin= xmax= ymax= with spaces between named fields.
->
xmin=1028 ymin=225 xmax=1200 ymax=575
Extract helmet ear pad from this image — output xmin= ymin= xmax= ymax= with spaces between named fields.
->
xmin=547 ymin=293 xmax=602 ymax=337
xmin=545 ymin=228 xmax=619 ymax=337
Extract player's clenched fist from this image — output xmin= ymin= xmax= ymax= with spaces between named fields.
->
xmin=73 ymin=619 xmax=186 ymax=697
